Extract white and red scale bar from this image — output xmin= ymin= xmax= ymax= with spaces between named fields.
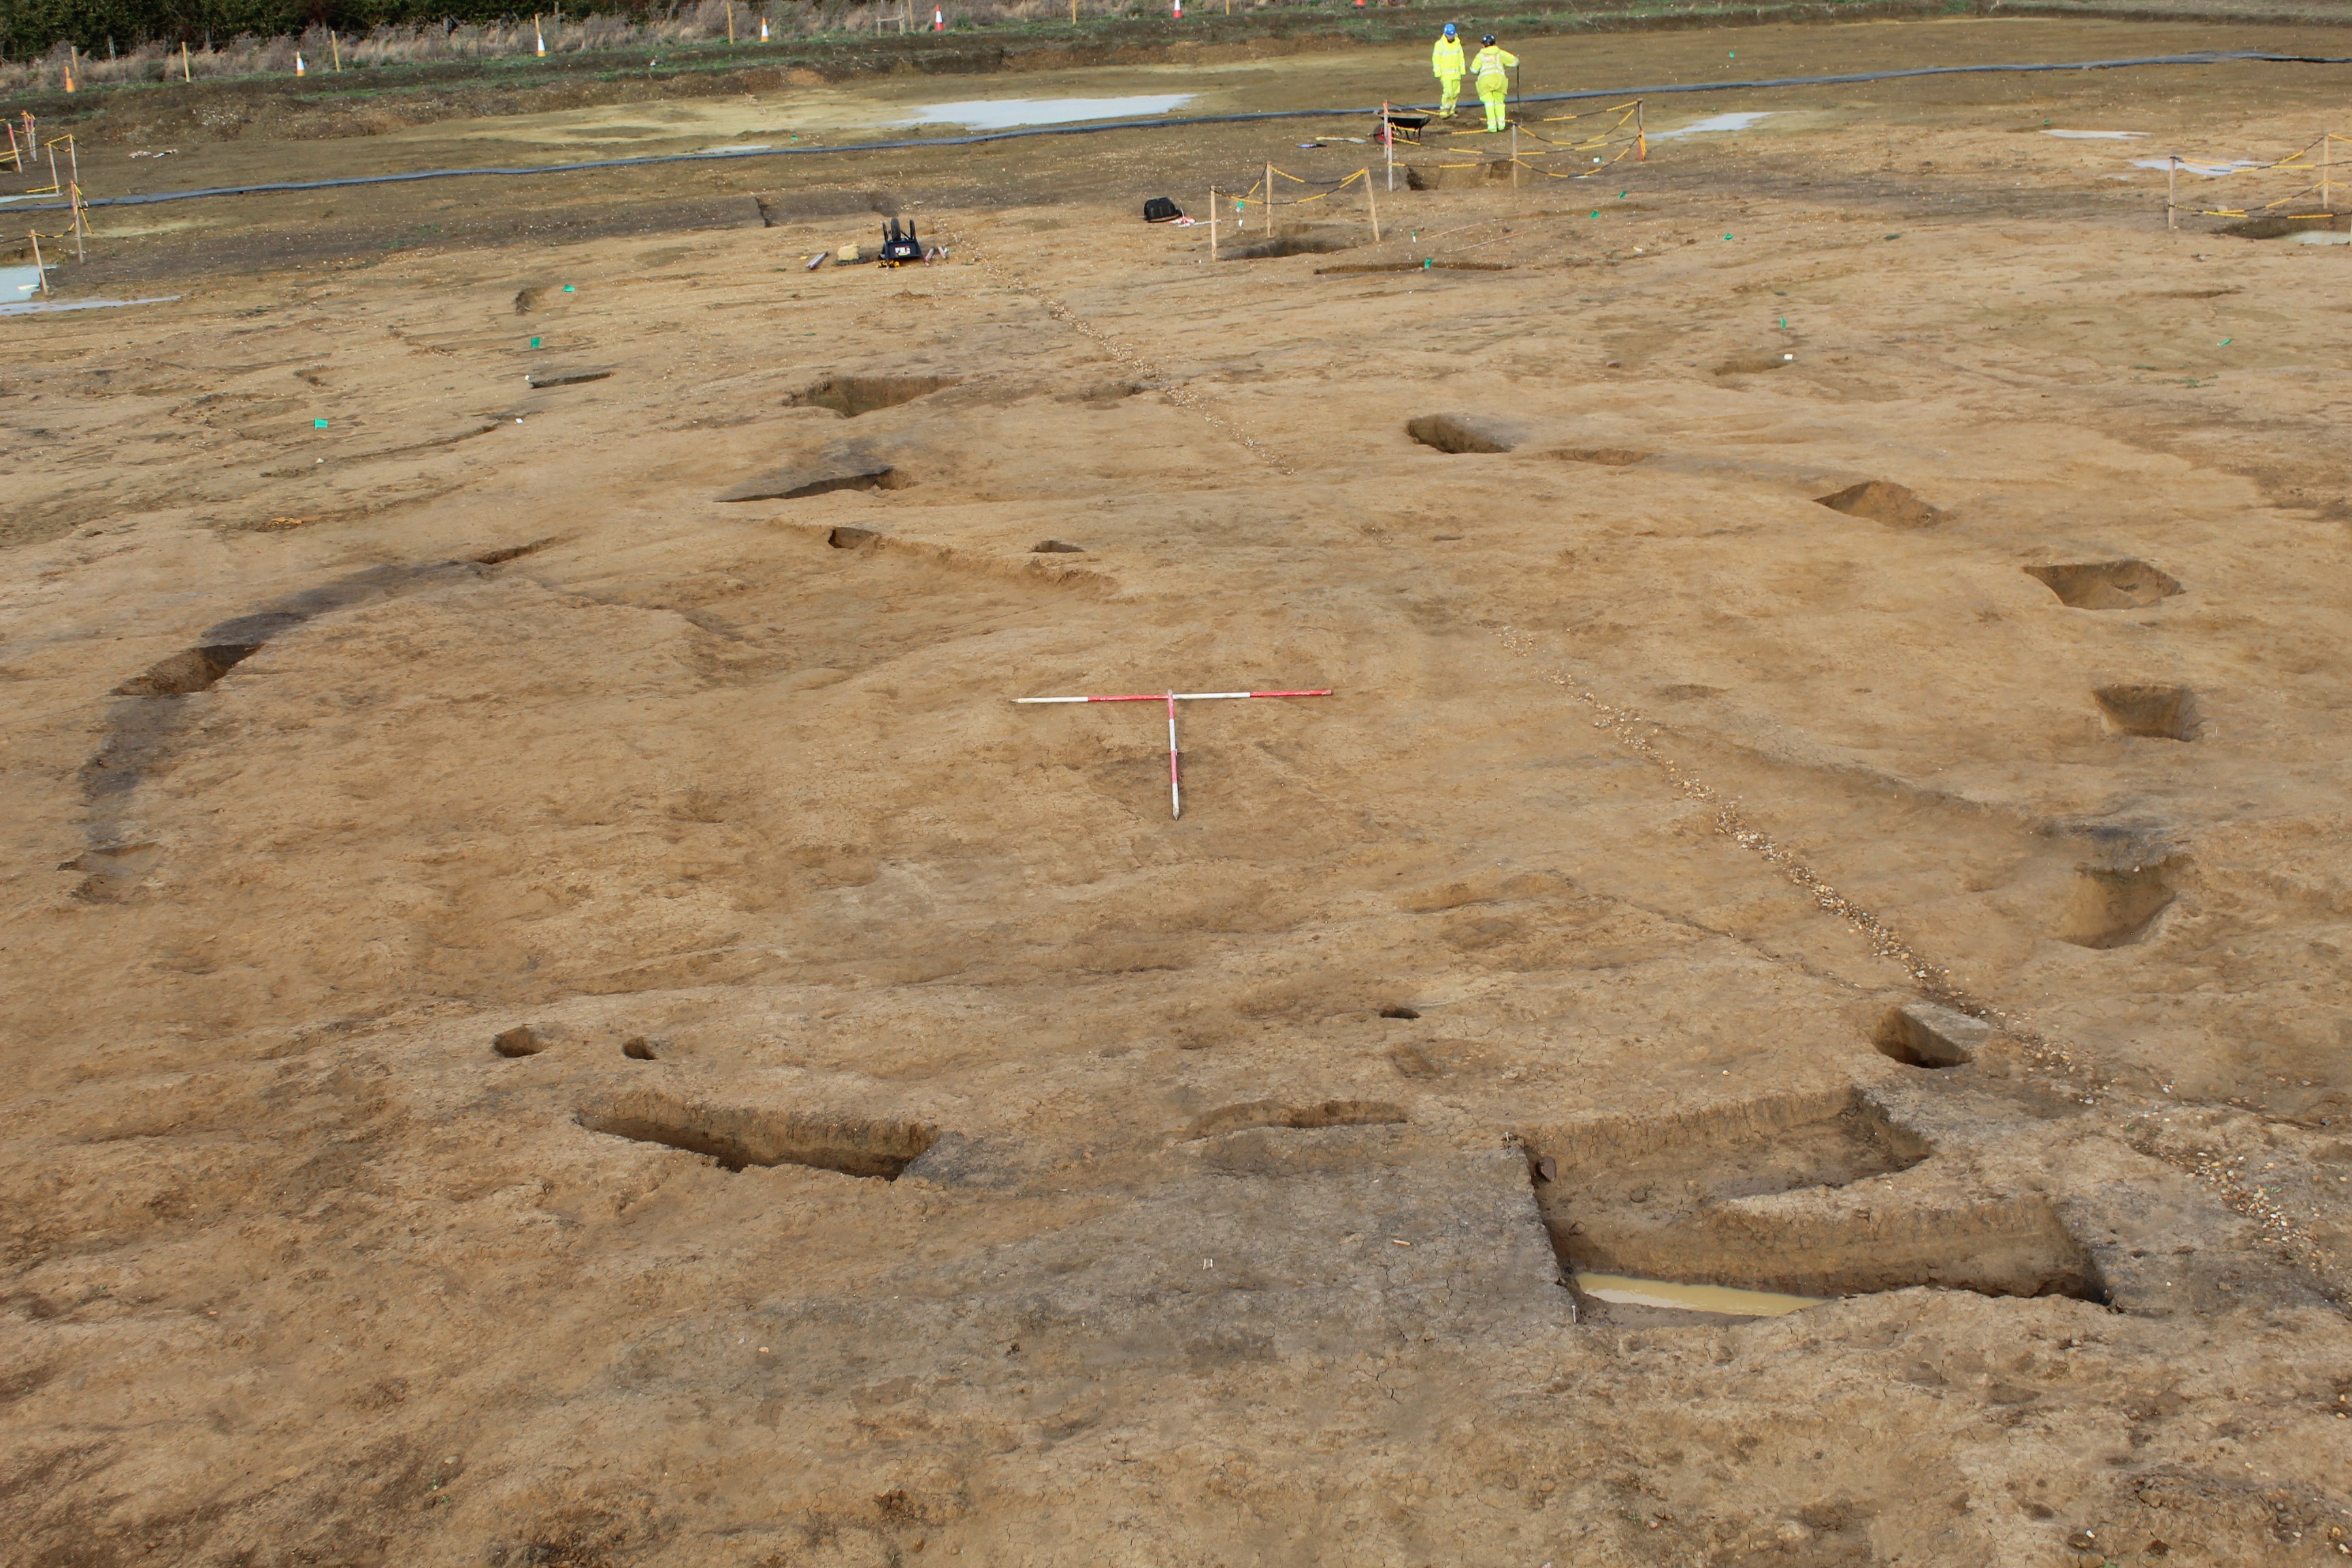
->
xmin=1013 ymin=688 xmax=1333 ymax=818
xmin=1013 ymin=690 xmax=1332 ymax=703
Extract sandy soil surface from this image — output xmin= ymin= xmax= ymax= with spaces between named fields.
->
xmin=5 ymin=16 xmax=2352 ymax=1568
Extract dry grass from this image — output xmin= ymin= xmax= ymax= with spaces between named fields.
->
xmin=0 ymin=0 xmax=1343 ymax=95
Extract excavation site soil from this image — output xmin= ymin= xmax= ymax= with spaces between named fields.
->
xmin=7 ymin=14 xmax=2352 ymax=1567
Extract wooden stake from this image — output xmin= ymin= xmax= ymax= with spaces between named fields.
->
xmin=1383 ymin=100 xmax=1394 ymax=192
xmin=2325 ymin=131 xmax=2333 ymax=212
xmin=331 ymin=30 xmax=341 ymax=69
xmin=1072 ymin=0 xmax=1078 ymax=21
xmin=1364 ymin=167 xmax=1379 ymax=242
xmin=67 ymin=135 xmax=78 ymax=190
xmin=4 ymin=123 xmax=17 ymax=174
xmin=1635 ymin=98 xmax=1645 ymax=161
xmin=1510 ymin=122 xmax=1519 ymax=190
xmin=70 ymin=185 xmax=84 ymax=261
xmin=2168 ymin=155 xmax=2178 ymax=231
xmin=1265 ymin=160 xmax=1273 ymax=235
xmin=29 ymin=229 xmax=46 ymax=294
xmin=728 ymin=1 xmax=736 ymax=44
xmin=181 ymin=39 xmax=192 ymax=82
xmin=1209 ymin=186 xmax=1218 ymax=261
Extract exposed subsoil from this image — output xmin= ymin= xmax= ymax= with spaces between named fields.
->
xmin=4 ymin=16 xmax=2352 ymax=1568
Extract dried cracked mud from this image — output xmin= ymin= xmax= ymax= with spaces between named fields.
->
xmin=5 ymin=15 xmax=2352 ymax=1568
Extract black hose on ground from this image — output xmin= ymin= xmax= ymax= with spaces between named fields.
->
xmin=24 ymin=48 xmax=2352 ymax=213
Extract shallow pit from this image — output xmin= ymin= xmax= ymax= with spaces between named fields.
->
xmin=2095 ymin=683 xmax=2199 ymax=740
xmin=1406 ymin=414 xmax=1522 ymax=455
xmin=1814 ymin=480 xmax=1945 ymax=529
xmin=2057 ymin=862 xmax=2176 ymax=949
xmin=1032 ymin=539 xmax=1086 ymax=553
xmin=788 ymin=374 xmax=961 ymax=417
xmin=579 ymin=1090 xmax=937 ymax=1179
xmin=112 ymin=643 xmax=263 ymax=697
xmin=826 ymin=525 xmax=881 ymax=549
xmin=1377 ymin=1005 xmax=1422 ymax=1020
xmin=493 ymin=1025 xmax=551 ymax=1058
xmin=2025 ymin=559 xmax=2182 ymax=610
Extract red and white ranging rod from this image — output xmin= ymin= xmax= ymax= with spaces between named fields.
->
xmin=1013 ymin=688 xmax=1333 ymax=819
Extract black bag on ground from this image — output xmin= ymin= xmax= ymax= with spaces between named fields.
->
xmin=878 ymin=217 xmax=923 ymax=264
xmin=1142 ymin=197 xmax=1183 ymax=223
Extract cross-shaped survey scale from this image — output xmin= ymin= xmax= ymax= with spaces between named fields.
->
xmin=1013 ymin=687 xmax=1333 ymax=818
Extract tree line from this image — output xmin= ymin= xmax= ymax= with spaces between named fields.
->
xmin=0 ymin=1 xmax=655 ymax=59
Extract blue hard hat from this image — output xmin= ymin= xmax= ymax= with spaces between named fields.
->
xmin=1442 ymin=22 xmax=1456 ymax=35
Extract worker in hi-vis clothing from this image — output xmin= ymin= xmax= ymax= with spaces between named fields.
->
xmin=1471 ymin=34 xmax=1517 ymax=133
xmin=1431 ymin=23 xmax=1465 ymax=118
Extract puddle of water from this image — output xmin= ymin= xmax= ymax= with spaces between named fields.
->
xmin=2132 ymin=157 xmax=2264 ymax=176
xmin=2 ymin=264 xmax=48 ymax=299
xmin=900 ymin=94 xmax=1194 ymax=130
xmin=1650 ymin=111 xmax=1775 ymax=142
xmin=1574 ymin=1272 xmax=1827 ymax=1317
xmin=2044 ymin=129 xmax=2145 ymax=140
xmin=1 ymin=294 xmax=180 ymax=318
xmin=2292 ymin=229 xmax=2352 ymax=244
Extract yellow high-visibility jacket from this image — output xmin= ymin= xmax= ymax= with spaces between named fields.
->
xmin=1471 ymin=44 xmax=1517 ymax=84
xmin=1431 ymin=35 xmax=1464 ymax=79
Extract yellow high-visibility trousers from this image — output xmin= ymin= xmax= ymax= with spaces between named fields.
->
xmin=1436 ymin=73 xmax=1462 ymax=115
xmin=1478 ymin=77 xmax=1508 ymax=132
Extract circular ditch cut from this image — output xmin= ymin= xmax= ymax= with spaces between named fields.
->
xmin=1032 ymin=539 xmax=1086 ymax=553
xmin=2057 ymin=862 xmax=2176 ymax=949
xmin=1182 ymin=1099 xmax=1407 ymax=1141
xmin=1219 ymin=230 xmax=1360 ymax=262
xmin=1714 ymin=350 xmax=1797 ymax=376
xmin=1873 ymin=1002 xmax=1990 ymax=1069
xmin=1377 ymin=1005 xmax=1422 ymax=1020
xmin=717 ymin=452 xmax=905 ymax=503
xmin=1522 ymin=1089 xmax=2108 ymax=1305
xmin=1814 ymin=480 xmax=1945 ymax=529
xmin=579 ymin=1090 xmax=938 ymax=1179
xmin=112 ymin=643 xmax=264 ymax=697
xmin=2221 ymin=212 xmax=2349 ymax=240
xmin=787 ymin=374 xmax=962 ymax=417
xmin=2025 ymin=559 xmax=2182 ymax=610
xmin=2095 ymin=683 xmax=2199 ymax=740
xmin=1406 ymin=414 xmax=1522 ymax=454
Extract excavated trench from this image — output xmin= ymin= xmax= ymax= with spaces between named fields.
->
xmin=1523 ymin=1090 xmax=2108 ymax=1307
xmin=578 ymin=1089 xmax=939 ymax=1179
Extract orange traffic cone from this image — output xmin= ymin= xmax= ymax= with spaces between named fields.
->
xmin=294 ymin=51 xmax=305 ymax=76
xmin=933 ymin=6 xmax=945 ymax=27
